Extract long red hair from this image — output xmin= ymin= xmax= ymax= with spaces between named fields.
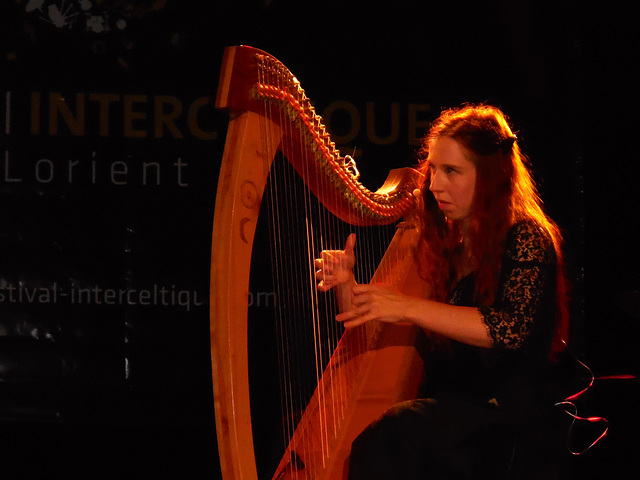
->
xmin=414 ymin=104 xmax=569 ymax=359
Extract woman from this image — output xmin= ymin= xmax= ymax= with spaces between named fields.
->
xmin=315 ymin=104 xmax=571 ymax=479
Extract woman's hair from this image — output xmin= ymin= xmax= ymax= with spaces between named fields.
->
xmin=414 ymin=103 xmax=569 ymax=358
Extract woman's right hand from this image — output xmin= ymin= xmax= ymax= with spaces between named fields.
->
xmin=314 ymin=233 xmax=356 ymax=292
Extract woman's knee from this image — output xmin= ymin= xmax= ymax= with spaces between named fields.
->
xmin=353 ymin=399 xmax=440 ymax=452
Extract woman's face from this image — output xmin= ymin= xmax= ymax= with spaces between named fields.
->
xmin=427 ymin=137 xmax=477 ymax=223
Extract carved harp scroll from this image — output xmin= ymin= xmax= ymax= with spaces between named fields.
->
xmin=211 ymin=45 xmax=428 ymax=479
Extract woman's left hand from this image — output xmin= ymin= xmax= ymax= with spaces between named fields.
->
xmin=336 ymin=283 xmax=410 ymax=328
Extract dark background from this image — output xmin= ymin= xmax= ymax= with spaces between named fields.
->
xmin=0 ymin=0 xmax=637 ymax=478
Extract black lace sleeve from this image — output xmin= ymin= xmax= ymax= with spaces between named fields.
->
xmin=479 ymin=222 xmax=556 ymax=350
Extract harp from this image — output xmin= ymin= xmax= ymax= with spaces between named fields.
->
xmin=211 ymin=45 xmax=430 ymax=479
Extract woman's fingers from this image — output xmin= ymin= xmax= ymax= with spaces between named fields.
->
xmin=317 ymin=281 xmax=334 ymax=292
xmin=336 ymin=284 xmax=407 ymax=327
xmin=350 ymin=291 xmax=372 ymax=307
xmin=336 ymin=309 xmax=371 ymax=328
xmin=314 ymin=235 xmax=357 ymax=292
xmin=343 ymin=233 xmax=356 ymax=256
xmin=315 ymin=253 xmax=339 ymax=278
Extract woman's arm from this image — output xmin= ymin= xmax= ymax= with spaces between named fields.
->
xmin=315 ymin=233 xmax=493 ymax=348
xmin=335 ymin=222 xmax=557 ymax=351
xmin=336 ymin=284 xmax=494 ymax=348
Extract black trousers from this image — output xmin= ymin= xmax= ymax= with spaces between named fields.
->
xmin=348 ymin=397 xmax=568 ymax=480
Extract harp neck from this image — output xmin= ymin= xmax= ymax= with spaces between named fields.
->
xmin=216 ymin=45 xmax=421 ymax=226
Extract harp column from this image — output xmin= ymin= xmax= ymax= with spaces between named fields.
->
xmin=210 ymin=110 xmax=282 ymax=480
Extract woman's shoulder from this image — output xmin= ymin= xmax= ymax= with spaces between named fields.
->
xmin=505 ymin=220 xmax=556 ymax=264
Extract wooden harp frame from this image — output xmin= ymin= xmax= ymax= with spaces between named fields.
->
xmin=211 ymin=45 xmax=429 ymax=479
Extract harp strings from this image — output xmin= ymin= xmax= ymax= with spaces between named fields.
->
xmin=258 ymin=64 xmax=316 ymax=467
xmin=257 ymin=62 xmax=396 ymax=475
xmin=261 ymin=76 xmax=311 ymax=462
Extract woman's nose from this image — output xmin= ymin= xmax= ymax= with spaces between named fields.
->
xmin=429 ymin=171 xmax=442 ymax=192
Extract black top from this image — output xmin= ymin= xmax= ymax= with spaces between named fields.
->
xmin=425 ymin=220 xmax=558 ymax=424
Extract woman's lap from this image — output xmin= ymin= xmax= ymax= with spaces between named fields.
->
xmin=348 ymin=397 xmax=515 ymax=480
